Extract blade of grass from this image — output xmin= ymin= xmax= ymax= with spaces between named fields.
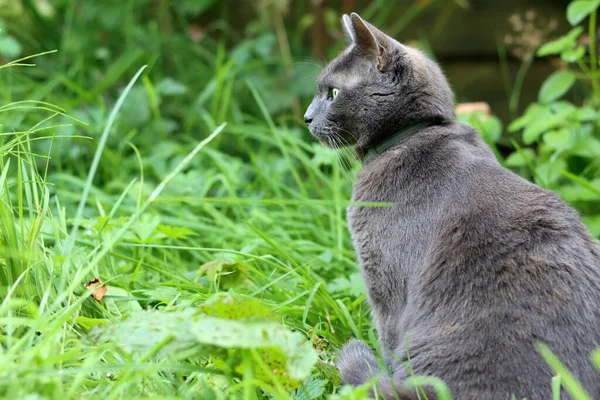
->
xmin=537 ymin=343 xmax=591 ymax=400
xmin=62 ymin=65 xmax=147 ymax=259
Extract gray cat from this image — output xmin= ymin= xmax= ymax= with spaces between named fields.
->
xmin=304 ymin=12 xmax=600 ymax=400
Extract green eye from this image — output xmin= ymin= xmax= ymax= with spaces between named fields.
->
xmin=331 ymin=88 xmax=340 ymax=99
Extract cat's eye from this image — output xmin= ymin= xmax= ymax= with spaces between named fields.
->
xmin=329 ymin=87 xmax=340 ymax=100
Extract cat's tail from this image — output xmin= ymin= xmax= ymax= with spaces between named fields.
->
xmin=336 ymin=340 xmax=436 ymax=400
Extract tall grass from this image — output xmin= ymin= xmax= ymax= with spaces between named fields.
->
xmin=2 ymin=52 xmax=593 ymax=400
xmin=0 ymin=49 xmax=380 ymax=399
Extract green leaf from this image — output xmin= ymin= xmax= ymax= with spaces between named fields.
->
xmin=537 ymin=27 xmax=584 ymax=56
xmin=96 ymin=307 xmax=318 ymax=381
xmin=197 ymin=261 xmax=250 ymax=290
xmin=522 ymin=107 xmax=574 ymax=144
xmin=198 ymin=293 xmax=273 ymax=320
xmin=474 ymin=115 xmax=503 ymax=144
xmin=326 ymin=272 xmax=364 ymax=297
xmin=505 ymin=148 xmax=536 ymax=167
xmin=295 ymin=377 xmax=327 ymax=400
xmin=535 ymin=158 xmax=567 ymax=187
xmin=156 ymin=77 xmax=188 ymax=96
xmin=0 ymin=35 xmax=22 ymax=58
xmin=156 ymin=224 xmax=197 ymax=239
xmin=131 ymin=214 xmax=161 ymax=242
xmin=582 ymin=214 xmax=600 ymax=237
xmin=557 ymin=178 xmax=600 ymax=202
xmin=576 ymin=106 xmax=598 ymax=121
xmin=543 ymin=128 xmax=572 ymax=151
xmin=177 ymin=0 xmax=219 ymax=16
xmin=75 ymin=316 xmax=110 ymax=330
xmin=104 ymin=287 xmax=142 ymax=316
xmin=571 ymin=136 xmax=600 ymax=157
xmin=567 ymin=0 xmax=600 ymax=26
xmin=561 ymin=172 xmax=600 ymax=198
xmin=121 ymin=85 xmax=151 ymax=128
xmin=538 ymin=70 xmax=577 ymax=104
xmin=508 ymin=103 xmax=547 ymax=132
xmin=561 ymin=46 xmax=586 ymax=62
xmin=538 ymin=38 xmax=573 ymax=57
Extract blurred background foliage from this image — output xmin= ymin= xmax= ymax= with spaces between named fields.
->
xmin=1 ymin=0 xmax=600 ymax=399
xmin=2 ymin=0 xmax=594 ymax=235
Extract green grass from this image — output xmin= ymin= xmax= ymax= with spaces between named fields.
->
xmin=1 ymin=52 xmax=593 ymax=400
xmin=2 ymin=2 xmax=600 ymax=398
xmin=0 ymin=50 xmax=381 ymax=399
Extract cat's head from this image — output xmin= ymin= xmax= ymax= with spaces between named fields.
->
xmin=304 ymin=13 xmax=455 ymax=156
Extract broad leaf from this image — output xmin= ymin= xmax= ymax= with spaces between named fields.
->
xmin=479 ymin=115 xmax=503 ymax=143
xmin=561 ymin=46 xmax=586 ymax=62
xmin=571 ymin=136 xmax=600 ymax=157
xmin=93 ymin=294 xmax=318 ymax=384
xmin=567 ymin=0 xmax=600 ymax=26
xmin=537 ymin=27 xmax=584 ymax=56
xmin=505 ymin=148 xmax=536 ymax=167
xmin=508 ymin=103 xmax=547 ymax=132
xmin=538 ymin=70 xmax=577 ymax=104
xmin=576 ymin=107 xmax=598 ymax=121
xmin=522 ymin=107 xmax=575 ymax=144
xmin=535 ymin=158 xmax=567 ymax=186
xmin=543 ymin=128 xmax=572 ymax=151
xmin=156 ymin=77 xmax=188 ymax=96
xmin=557 ymin=178 xmax=600 ymax=202
xmin=0 ymin=36 xmax=21 ymax=58
xmin=583 ymin=215 xmax=600 ymax=237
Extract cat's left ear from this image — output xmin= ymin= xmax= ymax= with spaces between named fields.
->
xmin=349 ymin=12 xmax=393 ymax=70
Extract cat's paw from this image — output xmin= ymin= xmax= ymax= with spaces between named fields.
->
xmin=336 ymin=339 xmax=381 ymax=386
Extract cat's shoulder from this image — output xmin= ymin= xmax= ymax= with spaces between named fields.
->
xmin=424 ymin=122 xmax=498 ymax=164
xmin=427 ymin=121 xmax=489 ymax=148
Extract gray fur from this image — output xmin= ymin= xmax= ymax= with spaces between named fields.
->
xmin=305 ymin=12 xmax=600 ymax=400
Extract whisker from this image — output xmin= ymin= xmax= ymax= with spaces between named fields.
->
xmin=331 ymin=132 xmax=355 ymax=181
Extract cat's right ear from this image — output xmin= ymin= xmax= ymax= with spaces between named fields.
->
xmin=342 ymin=14 xmax=355 ymax=44
xmin=349 ymin=13 xmax=379 ymax=59
xmin=349 ymin=13 xmax=394 ymax=71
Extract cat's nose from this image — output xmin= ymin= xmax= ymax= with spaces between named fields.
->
xmin=304 ymin=116 xmax=313 ymax=126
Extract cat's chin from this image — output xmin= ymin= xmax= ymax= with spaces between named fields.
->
xmin=311 ymin=133 xmax=334 ymax=148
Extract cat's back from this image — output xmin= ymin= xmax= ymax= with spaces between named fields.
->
xmin=353 ymin=122 xmax=600 ymax=399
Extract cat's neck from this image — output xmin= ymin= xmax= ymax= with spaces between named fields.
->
xmin=356 ymin=118 xmax=444 ymax=163
xmin=360 ymin=119 xmax=439 ymax=164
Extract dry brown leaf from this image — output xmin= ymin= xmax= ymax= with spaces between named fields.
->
xmin=85 ymin=278 xmax=107 ymax=302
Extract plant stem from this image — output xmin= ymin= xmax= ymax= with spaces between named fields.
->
xmin=497 ymin=35 xmax=513 ymax=112
xmin=577 ymin=58 xmax=591 ymax=74
xmin=589 ymin=9 xmax=600 ymax=102
xmin=509 ymin=52 xmax=534 ymax=118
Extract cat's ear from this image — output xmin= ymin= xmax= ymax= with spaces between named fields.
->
xmin=349 ymin=12 xmax=393 ymax=70
xmin=342 ymin=14 xmax=355 ymax=43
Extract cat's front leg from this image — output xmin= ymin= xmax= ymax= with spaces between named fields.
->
xmin=337 ymin=340 xmax=396 ymax=396
xmin=337 ymin=339 xmax=434 ymax=399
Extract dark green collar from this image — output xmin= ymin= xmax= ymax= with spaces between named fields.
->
xmin=362 ymin=120 xmax=437 ymax=165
